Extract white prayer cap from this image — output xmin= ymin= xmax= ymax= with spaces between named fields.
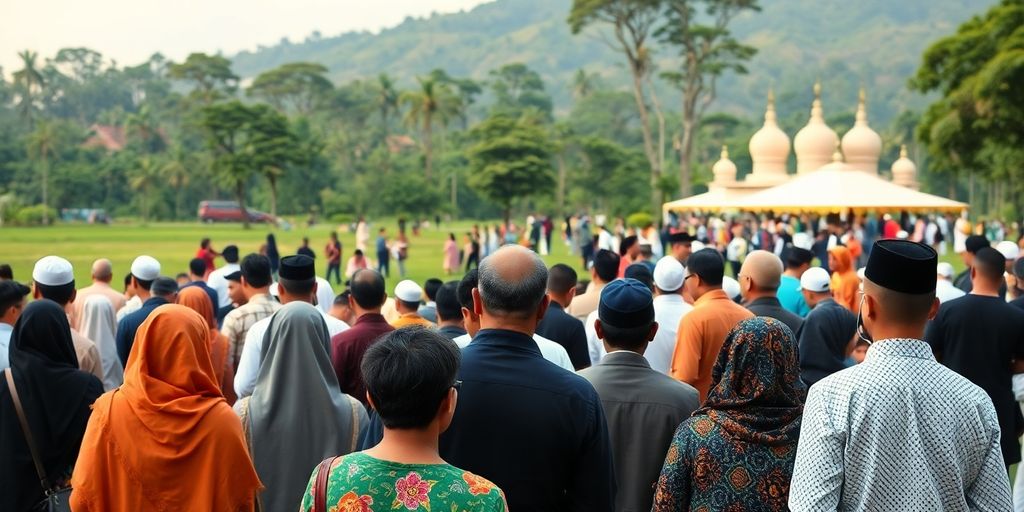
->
xmin=130 ymin=255 xmax=161 ymax=281
xmin=996 ymin=241 xmax=1019 ymax=261
xmin=394 ymin=280 xmax=424 ymax=303
xmin=798 ymin=267 xmax=831 ymax=293
xmin=936 ymin=262 xmax=955 ymax=279
xmin=32 ymin=256 xmax=74 ymax=286
xmin=722 ymin=276 xmax=741 ymax=300
xmin=653 ymin=257 xmax=685 ymax=292
xmin=792 ymin=233 xmax=814 ymax=251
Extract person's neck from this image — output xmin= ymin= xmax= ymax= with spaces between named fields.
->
xmin=92 ymin=279 xmax=111 ymax=286
xmin=783 ymin=269 xmax=802 ymax=278
xmin=245 ymin=287 xmax=270 ymax=301
xmin=743 ymin=290 xmax=776 ymax=303
xmin=547 ymin=293 xmax=571 ymax=309
xmin=137 ymin=290 xmax=151 ymax=301
xmin=279 ymin=295 xmax=311 ymax=306
xmin=971 ymin=281 xmax=1001 ymax=297
xmin=437 ymin=318 xmax=463 ymax=329
xmin=694 ymin=286 xmax=721 ymax=301
xmin=365 ymin=427 xmax=444 ymax=465
xmin=871 ymin=323 xmax=925 ymax=342
xmin=397 ymin=307 xmax=418 ymax=316
xmin=479 ymin=316 xmax=535 ymax=336
xmin=356 ymin=308 xmax=383 ymax=319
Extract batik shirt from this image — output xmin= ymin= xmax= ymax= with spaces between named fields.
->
xmin=789 ymin=338 xmax=1012 ymax=511
xmin=300 ymin=452 xmax=507 ymax=512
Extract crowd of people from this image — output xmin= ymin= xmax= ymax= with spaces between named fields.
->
xmin=1 ymin=209 xmax=1024 ymax=511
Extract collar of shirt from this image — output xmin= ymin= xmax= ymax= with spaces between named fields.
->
xmin=865 ymin=338 xmax=935 ymax=363
xmin=813 ymin=297 xmax=838 ymax=309
xmin=654 ymin=294 xmax=686 ymax=307
xmin=548 ymin=301 xmax=566 ymax=312
xmin=0 ymin=323 xmax=12 ymax=334
xmin=694 ymin=288 xmax=731 ymax=308
xmin=600 ymin=350 xmax=651 ymax=368
xmin=354 ymin=313 xmax=389 ymax=326
xmin=471 ymin=329 xmax=542 ymax=357
xmin=143 ymin=296 xmax=169 ymax=308
xmin=747 ymin=296 xmax=784 ymax=308
xmin=247 ymin=293 xmax=273 ymax=306
xmin=399 ymin=312 xmax=426 ymax=320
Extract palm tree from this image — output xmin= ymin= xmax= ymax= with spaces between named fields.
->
xmin=13 ymin=50 xmax=45 ymax=128
xmin=375 ymin=73 xmax=400 ymax=134
xmin=26 ymin=121 xmax=57 ymax=225
xmin=129 ymin=156 xmax=162 ymax=223
xmin=125 ymin=105 xmax=166 ymax=154
xmin=400 ymin=76 xmax=456 ymax=182
xmin=161 ymin=149 xmax=190 ymax=219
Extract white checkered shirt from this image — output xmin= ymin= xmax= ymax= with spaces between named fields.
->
xmin=789 ymin=338 xmax=1011 ymax=511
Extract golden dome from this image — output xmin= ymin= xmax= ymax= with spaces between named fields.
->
xmin=712 ymin=145 xmax=737 ymax=187
xmin=794 ymin=81 xmax=839 ymax=173
xmin=892 ymin=145 xmax=919 ymax=190
xmin=841 ymin=88 xmax=883 ymax=174
xmin=748 ymin=89 xmax=791 ymax=179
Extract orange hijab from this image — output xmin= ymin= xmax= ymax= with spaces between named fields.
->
xmin=177 ymin=287 xmax=235 ymax=402
xmin=70 ymin=305 xmax=261 ymax=512
xmin=829 ymin=246 xmax=860 ymax=311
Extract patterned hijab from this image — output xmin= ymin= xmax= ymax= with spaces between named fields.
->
xmin=697 ymin=317 xmax=805 ymax=446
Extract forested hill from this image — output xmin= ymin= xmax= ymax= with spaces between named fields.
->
xmin=230 ymin=0 xmax=993 ymax=125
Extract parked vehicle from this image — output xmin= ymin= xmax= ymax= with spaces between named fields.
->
xmin=197 ymin=201 xmax=276 ymax=224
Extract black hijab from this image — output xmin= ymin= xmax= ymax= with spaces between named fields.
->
xmin=1 ymin=299 xmax=103 ymax=511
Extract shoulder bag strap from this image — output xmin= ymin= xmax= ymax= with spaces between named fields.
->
xmin=5 ymin=369 xmax=52 ymax=491
xmin=313 ymin=456 xmax=337 ymax=512
xmin=348 ymin=396 xmax=360 ymax=453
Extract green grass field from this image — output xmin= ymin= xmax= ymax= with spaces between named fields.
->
xmin=0 ymin=220 xmax=583 ymax=293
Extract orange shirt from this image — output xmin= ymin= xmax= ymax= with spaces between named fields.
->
xmin=391 ymin=313 xmax=436 ymax=329
xmin=670 ymin=289 xmax=754 ymax=401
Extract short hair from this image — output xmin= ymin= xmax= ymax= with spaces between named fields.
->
xmin=435 ymin=281 xmax=462 ymax=321
xmin=864 ymin=278 xmax=935 ymax=325
xmin=593 ymin=250 xmax=620 ymax=282
xmin=354 ymin=249 xmax=364 ymax=257
xmin=35 ymin=282 xmax=75 ymax=305
xmin=279 ymin=277 xmax=315 ymax=297
xmin=600 ymin=320 xmax=654 ymax=352
xmin=784 ymin=247 xmax=814 ymax=269
xmin=398 ymin=299 xmax=421 ymax=311
xmin=619 ymin=235 xmax=638 ymax=256
xmin=222 ymin=245 xmax=240 ymax=263
xmin=0 ymin=264 xmax=12 ymax=280
xmin=189 ymin=258 xmax=207 ymax=277
xmin=150 ymin=277 xmax=179 ymax=298
xmin=0 ymin=281 xmax=31 ymax=316
xmin=135 ymin=277 xmax=155 ymax=291
xmin=123 ymin=272 xmax=133 ymax=289
xmin=624 ymin=264 xmax=655 ymax=291
xmin=423 ymin=278 xmax=444 ymax=301
xmin=350 ymin=268 xmax=386 ymax=309
xmin=688 ymin=248 xmax=725 ymax=286
xmin=175 ymin=272 xmax=189 ymax=282
xmin=200 ymin=237 xmax=211 ymax=249
xmin=334 ymin=290 xmax=351 ymax=306
xmin=457 ymin=269 xmax=478 ymax=309
xmin=974 ymin=247 xmax=1006 ymax=283
xmin=362 ymin=326 xmax=460 ymax=429
xmin=240 ymin=254 xmax=272 ymax=288
xmin=478 ymin=250 xmax=548 ymax=319
xmin=547 ymin=264 xmax=578 ymax=294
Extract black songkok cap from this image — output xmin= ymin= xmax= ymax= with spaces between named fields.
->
xmin=599 ymin=278 xmax=655 ymax=328
xmin=667 ymin=231 xmax=695 ymax=244
xmin=865 ymin=240 xmax=937 ymax=294
xmin=225 ymin=270 xmax=243 ymax=282
xmin=279 ymin=255 xmax=315 ymax=281
xmin=965 ymin=235 xmax=990 ymax=254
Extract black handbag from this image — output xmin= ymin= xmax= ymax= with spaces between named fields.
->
xmin=5 ymin=369 xmax=73 ymax=512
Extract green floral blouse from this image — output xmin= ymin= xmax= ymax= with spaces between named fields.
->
xmin=299 ymin=452 xmax=507 ymax=512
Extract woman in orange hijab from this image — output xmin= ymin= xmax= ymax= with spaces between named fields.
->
xmin=70 ymin=305 xmax=262 ymax=511
xmin=178 ymin=286 xmax=236 ymax=403
xmin=828 ymin=246 xmax=860 ymax=311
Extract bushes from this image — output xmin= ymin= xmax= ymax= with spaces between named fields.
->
xmin=11 ymin=204 xmax=57 ymax=226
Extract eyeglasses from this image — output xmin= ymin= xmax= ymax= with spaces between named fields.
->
xmin=452 ymin=380 xmax=462 ymax=391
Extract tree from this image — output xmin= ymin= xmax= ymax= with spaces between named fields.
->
xmin=200 ymin=101 xmax=258 ymax=228
xmin=249 ymin=105 xmax=303 ymax=218
xmin=488 ymin=63 xmax=553 ymax=120
xmin=571 ymin=68 xmax=601 ymax=101
xmin=247 ymin=62 xmax=333 ymax=114
xmin=168 ymin=53 xmax=239 ymax=104
xmin=430 ymin=69 xmax=482 ymax=130
xmin=25 ymin=121 xmax=58 ymax=224
xmin=401 ymin=76 xmax=456 ymax=181
xmin=569 ymin=0 xmax=665 ymax=215
xmin=161 ymin=148 xmax=190 ymax=219
xmin=467 ymin=114 xmax=555 ymax=228
xmin=911 ymin=0 xmax=1024 ymax=214
xmin=657 ymin=0 xmax=759 ymax=196
xmin=125 ymin=104 xmax=166 ymax=154
xmin=129 ymin=155 xmax=162 ymax=222
xmin=374 ymin=73 xmax=400 ymax=134
xmin=13 ymin=50 xmax=45 ymax=127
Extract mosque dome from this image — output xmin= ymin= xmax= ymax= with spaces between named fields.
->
xmin=891 ymin=145 xmax=919 ymax=190
xmin=841 ymin=88 xmax=883 ymax=174
xmin=794 ymin=81 xmax=839 ymax=173
xmin=749 ymin=89 xmax=791 ymax=180
xmin=711 ymin=145 xmax=737 ymax=187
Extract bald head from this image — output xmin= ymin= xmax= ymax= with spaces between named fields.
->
xmin=478 ymin=245 xmax=548 ymax=320
xmin=741 ymin=251 xmax=784 ymax=291
xmin=91 ymin=258 xmax=113 ymax=282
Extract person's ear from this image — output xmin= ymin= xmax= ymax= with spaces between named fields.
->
xmin=864 ymin=293 xmax=877 ymax=321
xmin=567 ymin=286 xmax=577 ymax=303
xmin=472 ymin=288 xmax=483 ymax=316
xmin=240 ymin=276 xmax=249 ymax=289
xmin=970 ymin=266 xmax=977 ymax=282
xmin=437 ymin=387 xmax=458 ymax=434
xmin=536 ymin=295 xmax=550 ymax=322
xmin=595 ymin=319 xmax=605 ymax=341
xmin=32 ymin=285 xmax=41 ymax=300
xmin=365 ymin=391 xmax=377 ymax=411
xmin=927 ymin=296 xmax=940 ymax=321
xmin=648 ymin=321 xmax=659 ymax=341
xmin=310 ymin=281 xmax=318 ymax=298
xmin=69 ymin=289 xmax=77 ymax=304
xmin=348 ymin=294 xmax=357 ymax=311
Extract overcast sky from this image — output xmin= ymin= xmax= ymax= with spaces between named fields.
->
xmin=1 ymin=0 xmax=490 ymax=74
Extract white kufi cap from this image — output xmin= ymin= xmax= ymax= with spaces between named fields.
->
xmin=33 ymin=256 xmax=74 ymax=286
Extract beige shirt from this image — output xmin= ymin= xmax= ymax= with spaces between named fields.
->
xmin=72 ymin=281 xmax=127 ymax=330
xmin=71 ymin=328 xmax=104 ymax=382
xmin=567 ymin=281 xmax=606 ymax=322
xmin=221 ymin=293 xmax=281 ymax=370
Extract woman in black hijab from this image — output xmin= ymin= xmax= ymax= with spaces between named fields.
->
xmin=265 ymin=233 xmax=281 ymax=277
xmin=0 ymin=299 xmax=103 ymax=511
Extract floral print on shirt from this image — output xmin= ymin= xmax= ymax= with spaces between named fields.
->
xmin=300 ymin=452 xmax=507 ymax=512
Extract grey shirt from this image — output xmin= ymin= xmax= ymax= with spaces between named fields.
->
xmin=579 ymin=351 xmax=700 ymax=512
xmin=746 ymin=296 xmax=804 ymax=336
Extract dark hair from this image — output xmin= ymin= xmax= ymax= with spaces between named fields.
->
xmin=151 ymin=277 xmax=179 ymax=297
xmin=302 ymin=237 xmax=310 ymax=245
xmin=0 ymin=281 xmax=31 ymax=316
xmin=624 ymin=264 xmax=655 ymax=291
xmin=351 ymin=268 xmax=386 ymax=309
xmin=784 ymin=247 xmax=814 ymax=269
xmin=423 ymin=278 xmax=444 ymax=301
xmin=435 ymin=281 xmax=462 ymax=321
xmin=354 ymin=249 xmax=364 ymax=257
xmin=134 ymin=277 xmax=155 ymax=291
xmin=222 ymin=245 xmax=240 ymax=263
xmin=593 ymin=250 xmax=620 ymax=282
xmin=547 ymin=264 xmax=578 ymax=294
xmin=619 ymin=235 xmax=638 ymax=256
xmin=175 ymin=272 xmax=189 ymax=281
xmin=362 ymin=326 xmax=460 ymax=429
xmin=334 ymin=290 xmax=351 ymax=305
xmin=449 ymin=233 xmax=455 ymax=241
xmin=123 ymin=272 xmax=133 ymax=289
xmin=34 ymin=281 xmax=75 ymax=305
xmin=973 ymin=247 xmax=1006 ymax=282
xmin=265 ymin=234 xmax=280 ymax=261
xmin=189 ymin=258 xmax=207 ymax=277
xmin=576 ymin=279 xmax=590 ymax=296
xmin=0 ymin=264 xmax=12 ymax=280
xmin=398 ymin=299 xmax=421 ymax=311
xmin=279 ymin=277 xmax=316 ymax=296
xmin=688 ymin=248 xmax=725 ymax=286
xmin=457 ymin=269 xmax=478 ymax=310
xmin=600 ymin=320 xmax=654 ymax=352
xmin=240 ymin=254 xmax=273 ymax=288
xmin=200 ymin=238 xmax=211 ymax=249
xmin=478 ymin=250 xmax=548 ymax=319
